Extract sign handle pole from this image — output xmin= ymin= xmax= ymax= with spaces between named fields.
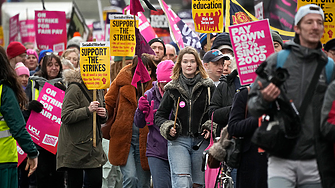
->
xmin=93 ymin=89 xmax=97 ymax=147
xmin=207 ymin=33 xmax=211 ymax=52
xmin=122 ymin=56 xmax=126 ymax=68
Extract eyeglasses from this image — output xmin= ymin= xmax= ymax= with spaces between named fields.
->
xmin=45 ymin=52 xmax=59 ymax=56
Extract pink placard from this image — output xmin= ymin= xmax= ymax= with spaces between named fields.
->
xmin=20 ymin=20 xmax=35 ymax=44
xmin=26 ymin=82 xmax=65 ymax=155
xmin=9 ymin=14 xmax=19 ymax=43
xmin=17 ymin=142 xmax=27 ymax=167
xmin=229 ymin=19 xmax=275 ymax=86
xmin=35 ymin=11 xmax=67 ymax=53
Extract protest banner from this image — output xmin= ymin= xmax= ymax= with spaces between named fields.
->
xmin=297 ymin=0 xmax=335 ymax=44
xmin=150 ymin=7 xmax=170 ymax=43
xmin=226 ymin=0 xmax=295 ymax=40
xmin=35 ymin=10 xmax=67 ymax=53
xmin=9 ymin=14 xmax=19 ymax=44
xmin=105 ymin=12 xmax=123 ymax=42
xmin=110 ymin=15 xmax=137 ymax=56
xmin=0 ymin=26 xmax=4 ymax=46
xmin=266 ymin=0 xmax=296 ymax=32
xmin=26 ymin=82 xmax=65 ymax=154
xmin=20 ymin=20 xmax=35 ymax=44
xmin=92 ymin=21 xmax=105 ymax=41
xmin=229 ymin=19 xmax=274 ymax=85
xmin=124 ymin=6 xmax=158 ymax=43
xmin=67 ymin=1 xmax=90 ymax=41
xmin=17 ymin=142 xmax=27 ymax=167
xmin=192 ymin=0 xmax=223 ymax=33
xmin=158 ymin=0 xmax=202 ymax=51
xmin=80 ymin=42 xmax=110 ymax=90
xmin=178 ymin=9 xmax=196 ymax=32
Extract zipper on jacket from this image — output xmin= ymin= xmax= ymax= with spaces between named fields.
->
xmin=189 ymin=99 xmax=192 ymax=134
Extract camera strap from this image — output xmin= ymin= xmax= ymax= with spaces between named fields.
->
xmin=298 ymin=59 xmax=326 ymax=118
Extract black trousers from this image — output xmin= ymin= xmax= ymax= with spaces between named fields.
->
xmin=67 ymin=167 xmax=102 ymax=188
xmin=35 ymin=148 xmax=65 ymax=188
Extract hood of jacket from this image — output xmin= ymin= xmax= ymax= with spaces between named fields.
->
xmin=62 ymin=68 xmax=82 ymax=84
xmin=164 ymin=75 xmax=214 ymax=98
xmin=29 ymin=75 xmax=62 ymax=91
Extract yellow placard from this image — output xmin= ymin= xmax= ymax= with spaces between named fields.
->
xmin=80 ymin=42 xmax=110 ymax=90
xmin=297 ymin=0 xmax=335 ymax=44
xmin=0 ymin=26 xmax=4 ymax=47
xmin=192 ymin=0 xmax=224 ymax=33
xmin=110 ymin=15 xmax=137 ymax=56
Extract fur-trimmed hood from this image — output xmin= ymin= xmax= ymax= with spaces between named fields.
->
xmin=62 ymin=68 xmax=82 ymax=84
xmin=164 ymin=75 xmax=214 ymax=98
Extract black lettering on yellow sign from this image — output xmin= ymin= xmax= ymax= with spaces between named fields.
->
xmin=325 ymin=12 xmax=333 ymax=22
xmin=81 ymin=48 xmax=108 ymax=56
xmin=112 ymin=20 xmax=134 ymax=27
xmin=113 ymin=34 xmax=135 ymax=41
xmin=193 ymin=1 xmax=222 ymax=9
xmin=82 ymin=64 xmax=106 ymax=72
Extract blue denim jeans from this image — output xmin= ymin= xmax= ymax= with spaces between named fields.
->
xmin=120 ymin=124 xmax=151 ymax=188
xmin=148 ymin=157 xmax=171 ymax=188
xmin=168 ymin=135 xmax=209 ymax=188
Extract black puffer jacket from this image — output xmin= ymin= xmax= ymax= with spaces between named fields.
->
xmin=155 ymin=75 xmax=215 ymax=140
xmin=208 ymin=70 xmax=239 ymax=136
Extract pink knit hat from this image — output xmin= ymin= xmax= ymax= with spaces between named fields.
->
xmin=26 ymin=49 xmax=39 ymax=62
xmin=15 ymin=62 xmax=30 ymax=76
xmin=156 ymin=60 xmax=174 ymax=83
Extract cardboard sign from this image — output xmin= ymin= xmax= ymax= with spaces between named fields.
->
xmin=9 ymin=14 xmax=19 ymax=43
xmin=17 ymin=142 xmax=27 ymax=167
xmin=192 ymin=0 xmax=223 ymax=33
xmin=35 ymin=11 xmax=67 ymax=53
xmin=229 ymin=19 xmax=274 ymax=85
xmin=110 ymin=15 xmax=136 ymax=56
xmin=80 ymin=42 xmax=110 ymax=90
xmin=26 ymin=83 xmax=65 ymax=155
xmin=297 ymin=0 xmax=335 ymax=44
xmin=20 ymin=20 xmax=35 ymax=44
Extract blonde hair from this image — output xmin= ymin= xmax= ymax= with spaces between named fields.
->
xmin=61 ymin=58 xmax=75 ymax=70
xmin=61 ymin=48 xmax=80 ymax=59
xmin=171 ymin=46 xmax=208 ymax=80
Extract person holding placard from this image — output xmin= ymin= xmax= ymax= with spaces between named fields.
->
xmin=155 ymin=46 xmax=215 ymax=188
xmin=24 ymin=53 xmax=65 ymax=188
xmin=248 ymin=4 xmax=334 ymax=188
xmin=61 ymin=48 xmax=80 ymax=68
xmin=57 ymin=68 xmax=108 ymax=188
xmin=149 ymin=38 xmax=166 ymax=65
xmin=0 ymin=46 xmax=38 ymax=188
xmin=105 ymin=54 xmax=157 ymax=188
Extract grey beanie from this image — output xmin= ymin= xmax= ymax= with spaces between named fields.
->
xmin=271 ymin=30 xmax=283 ymax=48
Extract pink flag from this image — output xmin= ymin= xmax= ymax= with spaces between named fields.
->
xmin=130 ymin=0 xmax=144 ymax=15
xmin=131 ymin=57 xmax=151 ymax=88
xmin=9 ymin=14 xmax=19 ymax=44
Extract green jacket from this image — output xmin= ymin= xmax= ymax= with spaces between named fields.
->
xmin=0 ymin=80 xmax=38 ymax=169
xmin=56 ymin=69 xmax=107 ymax=170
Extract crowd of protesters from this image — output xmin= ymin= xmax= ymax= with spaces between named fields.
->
xmin=2 ymin=3 xmax=335 ymax=188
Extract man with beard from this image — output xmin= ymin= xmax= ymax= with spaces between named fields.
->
xmin=149 ymin=38 xmax=166 ymax=65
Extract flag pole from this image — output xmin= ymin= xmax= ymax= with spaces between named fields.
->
xmin=207 ymin=33 xmax=211 ymax=52
xmin=133 ymin=14 xmax=145 ymax=96
xmin=93 ymin=38 xmax=97 ymax=147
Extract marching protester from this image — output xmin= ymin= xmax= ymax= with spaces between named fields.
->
xmin=25 ymin=49 xmax=39 ymax=76
xmin=24 ymin=53 xmax=65 ymax=188
xmin=199 ymin=33 xmax=217 ymax=59
xmin=149 ymin=38 xmax=166 ymax=65
xmin=61 ymin=58 xmax=75 ymax=71
xmin=105 ymin=53 xmax=156 ymax=188
xmin=61 ymin=48 xmax=80 ymax=68
xmin=7 ymin=41 xmax=27 ymax=68
xmin=0 ymin=46 xmax=38 ymax=188
xmin=211 ymin=32 xmax=234 ymax=57
xmin=203 ymin=49 xmax=229 ymax=87
xmin=134 ymin=60 xmax=175 ymax=188
xmin=15 ymin=62 xmax=30 ymax=90
xmin=164 ymin=44 xmax=178 ymax=62
xmin=248 ymin=4 xmax=335 ymax=188
xmin=324 ymin=38 xmax=335 ymax=61
xmin=155 ymin=46 xmax=215 ymax=188
xmin=56 ymin=68 xmax=108 ymax=188
xmin=271 ymin=30 xmax=284 ymax=52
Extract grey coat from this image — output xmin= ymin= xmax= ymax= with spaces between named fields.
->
xmin=56 ymin=69 xmax=107 ymax=170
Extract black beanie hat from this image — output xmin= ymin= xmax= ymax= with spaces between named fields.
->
xmin=211 ymin=32 xmax=232 ymax=50
xmin=149 ymin=38 xmax=166 ymax=55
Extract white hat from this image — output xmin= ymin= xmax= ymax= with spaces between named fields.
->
xmin=295 ymin=4 xmax=324 ymax=26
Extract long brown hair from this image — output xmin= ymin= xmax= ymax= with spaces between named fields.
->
xmin=35 ymin=54 xmax=63 ymax=79
xmin=171 ymin=46 xmax=208 ymax=80
xmin=0 ymin=46 xmax=27 ymax=109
